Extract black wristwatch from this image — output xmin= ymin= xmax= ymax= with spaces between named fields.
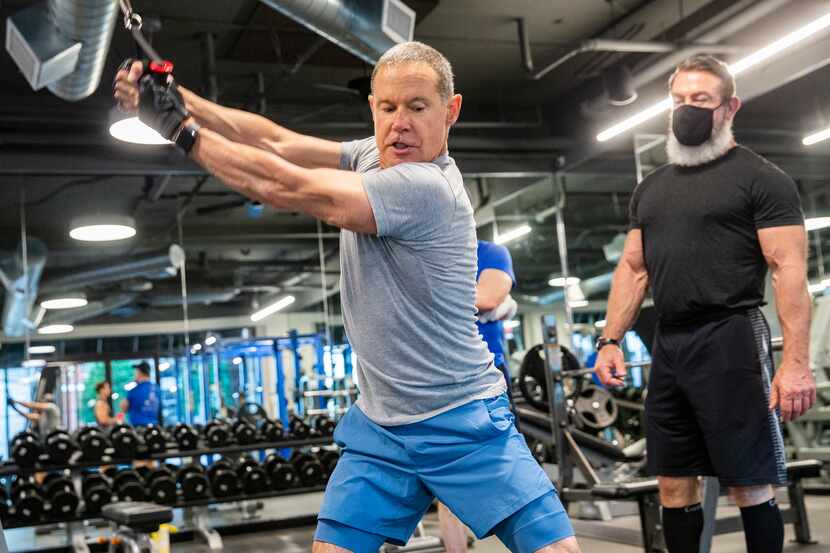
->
xmin=595 ymin=337 xmax=621 ymax=351
xmin=174 ymin=121 xmax=200 ymax=155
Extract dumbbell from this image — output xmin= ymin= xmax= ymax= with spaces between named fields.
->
xmin=81 ymin=473 xmax=112 ymax=515
xmin=145 ymin=468 xmax=177 ymax=505
xmin=176 ymin=464 xmax=209 ymax=501
xmin=109 ymin=424 xmax=139 ymax=459
xmin=288 ymin=415 xmax=310 ymax=439
xmin=264 ymin=453 xmax=298 ymax=491
xmin=11 ymin=431 xmax=43 ymax=467
xmin=10 ymin=478 xmax=44 ymax=523
xmin=290 ymin=452 xmax=325 ymax=487
xmin=42 ymin=473 xmax=79 ymax=519
xmin=44 ymin=430 xmax=79 ymax=465
xmin=236 ymin=457 xmax=269 ymax=494
xmin=313 ymin=415 xmax=337 ymax=437
xmin=173 ymin=423 xmax=199 ymax=451
xmin=260 ymin=418 xmax=285 ymax=442
xmin=206 ymin=460 xmax=241 ymax=498
xmin=318 ymin=450 xmax=340 ymax=479
xmin=231 ymin=419 xmax=258 ymax=445
xmin=141 ymin=425 xmax=168 ymax=454
xmin=75 ymin=427 xmax=108 ymax=461
xmin=204 ymin=420 xmax=230 ymax=447
xmin=112 ymin=469 xmax=145 ymax=502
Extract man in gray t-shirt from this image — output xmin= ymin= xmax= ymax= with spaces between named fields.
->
xmin=13 ymin=393 xmax=62 ymax=436
xmin=116 ymin=39 xmax=578 ymax=553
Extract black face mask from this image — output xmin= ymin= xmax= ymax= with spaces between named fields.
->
xmin=671 ymin=103 xmax=724 ymax=146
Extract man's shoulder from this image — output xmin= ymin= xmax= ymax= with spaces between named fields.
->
xmin=732 ymin=145 xmax=792 ymax=181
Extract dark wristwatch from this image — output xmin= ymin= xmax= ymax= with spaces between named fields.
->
xmin=595 ymin=337 xmax=621 ymax=351
xmin=174 ymin=121 xmax=200 ymax=154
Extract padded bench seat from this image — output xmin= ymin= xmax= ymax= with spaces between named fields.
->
xmin=102 ymin=502 xmax=173 ymax=533
xmin=589 ymin=460 xmax=825 ymax=500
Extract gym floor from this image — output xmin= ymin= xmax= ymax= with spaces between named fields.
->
xmin=5 ymin=493 xmax=830 ymax=552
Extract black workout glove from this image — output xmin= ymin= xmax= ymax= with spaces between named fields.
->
xmin=136 ymin=64 xmax=190 ymax=141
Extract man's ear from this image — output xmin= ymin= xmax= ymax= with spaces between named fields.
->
xmin=447 ymin=93 xmax=463 ymax=126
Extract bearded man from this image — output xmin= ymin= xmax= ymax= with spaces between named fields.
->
xmin=593 ymin=55 xmax=816 ymax=553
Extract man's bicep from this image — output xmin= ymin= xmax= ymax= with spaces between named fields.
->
xmin=302 ymin=169 xmax=377 ymax=234
xmin=757 ymin=225 xmax=807 ymax=270
xmin=620 ymin=229 xmax=646 ymax=273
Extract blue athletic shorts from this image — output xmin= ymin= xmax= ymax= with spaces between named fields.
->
xmin=314 ymin=394 xmax=574 ymax=552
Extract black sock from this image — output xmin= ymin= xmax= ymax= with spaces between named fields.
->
xmin=662 ymin=503 xmax=703 ymax=553
xmin=740 ymin=499 xmax=784 ymax=553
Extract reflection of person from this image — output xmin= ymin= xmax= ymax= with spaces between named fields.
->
xmin=120 ymin=362 xmax=159 ymax=426
xmin=94 ymin=381 xmax=118 ymax=428
xmin=11 ymin=393 xmax=62 ymax=436
xmin=115 ymin=41 xmax=578 ymax=553
xmin=594 ymin=55 xmax=816 ymax=553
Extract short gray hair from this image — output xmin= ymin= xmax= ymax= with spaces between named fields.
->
xmin=669 ymin=55 xmax=736 ymax=102
xmin=372 ymin=41 xmax=454 ymax=101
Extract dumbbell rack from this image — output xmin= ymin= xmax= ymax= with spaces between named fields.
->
xmin=0 ymin=435 xmax=334 ymax=552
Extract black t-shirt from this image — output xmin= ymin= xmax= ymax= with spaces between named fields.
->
xmin=629 ymin=145 xmax=803 ymax=324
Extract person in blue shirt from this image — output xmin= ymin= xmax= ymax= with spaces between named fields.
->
xmin=475 ymin=239 xmax=518 ymax=387
xmin=439 ymin=240 xmax=518 ymax=552
xmin=120 ymin=362 xmax=159 ymax=426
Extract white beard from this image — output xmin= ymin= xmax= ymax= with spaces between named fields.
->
xmin=666 ymin=117 xmax=735 ymax=167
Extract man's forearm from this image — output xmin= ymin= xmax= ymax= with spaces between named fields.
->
xmin=603 ymin=264 xmax=649 ymax=340
xmin=773 ymin=266 xmax=811 ymax=366
xmin=179 ymin=88 xmax=338 ymax=168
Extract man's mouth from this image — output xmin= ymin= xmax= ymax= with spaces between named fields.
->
xmin=391 ymin=142 xmax=414 ymax=154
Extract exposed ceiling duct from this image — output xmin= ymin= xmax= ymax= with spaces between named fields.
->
xmin=259 ymin=0 xmax=416 ymax=66
xmin=145 ymin=289 xmax=242 ymax=307
xmin=42 ymin=293 xmax=136 ymax=326
xmin=40 ymin=245 xmax=185 ymax=294
xmin=6 ymin=0 xmax=120 ymax=101
xmin=1 ymin=239 xmax=48 ymax=337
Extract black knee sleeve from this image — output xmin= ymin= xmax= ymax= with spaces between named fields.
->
xmin=662 ymin=503 xmax=703 ymax=553
xmin=740 ymin=498 xmax=784 ymax=553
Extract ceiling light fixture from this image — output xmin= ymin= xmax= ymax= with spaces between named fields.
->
xmin=548 ymin=276 xmax=581 ymax=287
xmin=204 ymin=335 xmax=217 ymax=346
xmin=503 ymin=320 xmax=521 ymax=330
xmin=70 ymin=215 xmax=136 ymax=242
xmin=569 ymin=300 xmax=590 ymax=308
xmin=594 ymin=319 xmax=607 ymax=328
xmin=22 ymin=359 xmax=47 ymax=368
xmin=597 ymin=10 xmax=830 ymax=142
xmin=28 ymin=345 xmax=56 ymax=355
xmin=158 ymin=362 xmax=171 ymax=372
xmin=38 ymin=324 xmax=74 ymax=335
xmin=494 ymin=225 xmax=532 ymax=245
xmin=250 ymin=295 xmax=296 ymax=322
xmin=803 ymin=126 xmax=830 ymax=146
xmin=805 ymin=217 xmax=830 ymax=232
xmin=40 ymin=292 xmax=88 ymax=310
xmin=109 ymin=109 xmax=171 ymax=145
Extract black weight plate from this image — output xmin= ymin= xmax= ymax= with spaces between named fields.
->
xmin=180 ymin=472 xmax=209 ymax=500
xmin=117 ymin=480 xmax=145 ymax=502
xmin=209 ymin=469 xmax=240 ymax=498
xmin=269 ymin=462 xmax=298 ymax=491
xmin=149 ymin=476 xmax=177 ymax=504
xmin=240 ymin=466 xmax=268 ymax=494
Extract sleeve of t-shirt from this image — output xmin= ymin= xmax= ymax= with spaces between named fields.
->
xmin=126 ymin=386 xmax=136 ymax=407
xmin=339 ymin=137 xmax=376 ymax=171
xmin=628 ymin=181 xmax=644 ymax=230
xmin=751 ymin=163 xmax=804 ymax=229
xmin=361 ymin=162 xmax=456 ymax=240
xmin=479 ymin=243 xmax=516 ymax=285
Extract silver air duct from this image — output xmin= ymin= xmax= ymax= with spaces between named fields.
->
xmin=42 ymin=293 xmax=135 ymax=326
xmin=1 ymin=239 xmax=48 ymax=337
xmin=259 ymin=0 xmax=416 ymax=65
xmin=6 ymin=0 xmax=119 ymax=101
xmin=40 ymin=245 xmax=184 ymax=294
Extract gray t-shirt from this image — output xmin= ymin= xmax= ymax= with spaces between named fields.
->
xmin=38 ymin=403 xmax=62 ymax=436
xmin=340 ymin=137 xmax=506 ymax=425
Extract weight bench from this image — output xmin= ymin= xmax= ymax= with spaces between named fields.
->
xmin=574 ymin=460 xmax=823 ymax=552
xmin=101 ymin=502 xmax=173 ymax=553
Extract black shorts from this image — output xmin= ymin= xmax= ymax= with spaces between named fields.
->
xmin=645 ymin=308 xmax=787 ymax=487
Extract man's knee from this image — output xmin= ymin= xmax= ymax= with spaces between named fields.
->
xmin=658 ymin=476 xmax=700 ymax=508
xmin=312 ymin=540 xmax=353 ymax=553
xmin=534 ymin=536 xmax=580 ymax=553
xmin=728 ymin=485 xmax=774 ymax=508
